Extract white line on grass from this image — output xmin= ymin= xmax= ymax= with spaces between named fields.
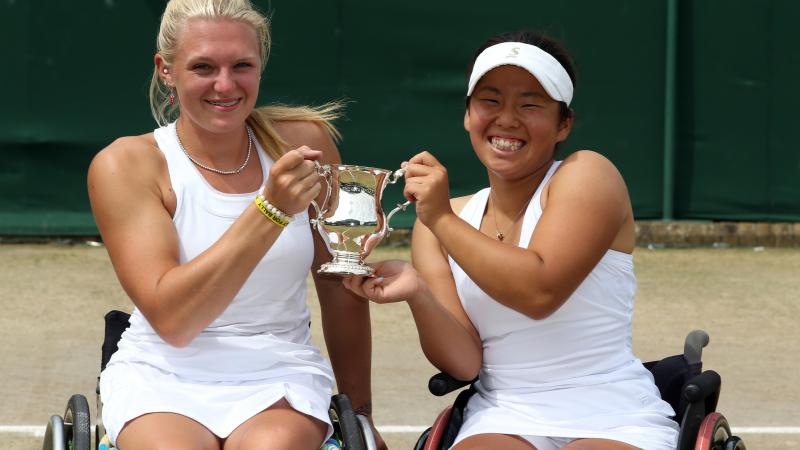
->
xmin=1 ymin=425 xmax=46 ymax=437
xmin=3 ymin=424 xmax=800 ymax=437
xmin=731 ymin=427 xmax=800 ymax=434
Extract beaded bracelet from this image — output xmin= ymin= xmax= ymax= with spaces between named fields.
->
xmin=254 ymin=192 xmax=292 ymax=228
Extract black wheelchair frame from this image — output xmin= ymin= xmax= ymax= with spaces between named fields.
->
xmin=413 ymin=330 xmax=746 ymax=450
xmin=42 ymin=310 xmax=377 ymax=450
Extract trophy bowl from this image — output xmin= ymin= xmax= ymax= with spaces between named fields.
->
xmin=311 ymin=163 xmax=410 ymax=276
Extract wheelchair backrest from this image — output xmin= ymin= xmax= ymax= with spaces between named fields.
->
xmin=101 ymin=310 xmax=132 ymax=371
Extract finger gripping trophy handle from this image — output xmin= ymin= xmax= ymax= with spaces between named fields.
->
xmin=385 ymin=167 xmax=411 ymax=233
xmin=310 ymin=161 xmax=333 ymax=227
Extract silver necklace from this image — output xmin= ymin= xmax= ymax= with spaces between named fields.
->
xmin=490 ymin=191 xmax=532 ymax=242
xmin=175 ymin=125 xmax=253 ymax=175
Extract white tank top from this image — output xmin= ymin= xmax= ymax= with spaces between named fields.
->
xmin=109 ymin=122 xmax=332 ymax=383
xmin=449 ymin=161 xmax=640 ymax=392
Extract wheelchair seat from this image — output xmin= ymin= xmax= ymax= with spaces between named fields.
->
xmin=42 ymin=310 xmax=377 ymax=450
xmin=414 ymin=330 xmax=746 ymax=450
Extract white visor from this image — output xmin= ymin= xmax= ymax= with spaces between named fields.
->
xmin=467 ymin=41 xmax=574 ymax=106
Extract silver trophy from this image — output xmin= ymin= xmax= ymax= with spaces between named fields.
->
xmin=311 ymin=163 xmax=410 ymax=276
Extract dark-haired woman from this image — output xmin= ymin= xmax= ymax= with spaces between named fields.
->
xmin=343 ymin=31 xmax=678 ymax=450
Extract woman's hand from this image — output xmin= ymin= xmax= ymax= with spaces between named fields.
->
xmin=342 ymin=260 xmax=423 ymax=304
xmin=264 ymin=146 xmax=323 ymax=215
xmin=402 ymin=151 xmax=453 ymax=229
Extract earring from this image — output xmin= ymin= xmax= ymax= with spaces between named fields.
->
xmin=168 ymin=88 xmax=176 ymax=106
xmin=162 ymin=68 xmax=168 ymax=74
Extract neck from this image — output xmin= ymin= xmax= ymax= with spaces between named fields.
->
xmin=488 ymin=159 xmax=553 ymax=217
xmin=176 ymin=116 xmax=249 ymax=165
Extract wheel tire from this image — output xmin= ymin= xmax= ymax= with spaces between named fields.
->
xmin=64 ymin=394 xmax=91 ymax=450
xmin=695 ymin=412 xmax=731 ymax=450
xmin=330 ymin=394 xmax=365 ymax=450
xmin=42 ymin=415 xmax=66 ymax=450
xmin=413 ymin=428 xmax=431 ymax=450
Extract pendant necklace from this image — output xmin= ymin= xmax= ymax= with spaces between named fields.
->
xmin=490 ymin=191 xmax=532 ymax=242
xmin=175 ymin=124 xmax=253 ymax=175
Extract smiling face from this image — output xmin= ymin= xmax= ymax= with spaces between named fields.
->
xmin=464 ymin=65 xmax=572 ymax=180
xmin=157 ymin=18 xmax=262 ymax=134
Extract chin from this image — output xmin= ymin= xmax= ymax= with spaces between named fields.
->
xmin=205 ymin=116 xmax=250 ymax=133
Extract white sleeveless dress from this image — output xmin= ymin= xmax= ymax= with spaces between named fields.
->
xmin=448 ymin=161 xmax=679 ymax=450
xmin=99 ymin=122 xmax=334 ymax=445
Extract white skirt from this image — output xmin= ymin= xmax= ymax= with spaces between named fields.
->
xmin=99 ymin=330 xmax=335 ymax=446
xmin=452 ymin=377 xmax=679 ymax=450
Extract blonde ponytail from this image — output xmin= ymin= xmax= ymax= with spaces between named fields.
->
xmin=246 ymin=101 xmax=344 ymax=160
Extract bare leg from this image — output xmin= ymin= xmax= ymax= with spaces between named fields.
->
xmin=562 ymin=438 xmax=641 ymax=449
xmin=116 ymin=412 xmax=221 ymax=450
xmin=453 ymin=433 xmax=538 ymax=450
xmin=223 ymin=398 xmax=328 ymax=450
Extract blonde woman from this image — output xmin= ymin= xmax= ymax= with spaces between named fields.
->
xmin=88 ymin=1 xmax=384 ymax=449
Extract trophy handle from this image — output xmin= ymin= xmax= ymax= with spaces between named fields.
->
xmin=387 ymin=167 xmax=406 ymax=185
xmin=386 ymin=200 xmax=412 ymax=233
xmin=385 ymin=166 xmax=410 ymax=233
xmin=310 ymin=161 xmax=333 ymax=227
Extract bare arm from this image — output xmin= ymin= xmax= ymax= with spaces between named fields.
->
xmin=408 ymin=216 xmax=483 ymax=380
xmin=418 ymin=150 xmax=633 ymax=320
xmin=342 ymin=201 xmax=482 ymax=381
xmin=88 ymin=134 xmax=321 ymax=347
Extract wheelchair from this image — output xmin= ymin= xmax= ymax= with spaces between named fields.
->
xmin=413 ymin=330 xmax=746 ymax=450
xmin=42 ymin=310 xmax=378 ymax=450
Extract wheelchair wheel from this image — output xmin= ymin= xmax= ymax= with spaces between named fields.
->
xmin=695 ymin=412 xmax=731 ymax=450
xmin=42 ymin=415 xmax=65 ymax=450
xmin=64 ymin=394 xmax=91 ymax=450
xmin=355 ymin=414 xmax=378 ymax=450
xmin=724 ymin=436 xmax=746 ymax=450
xmin=413 ymin=428 xmax=431 ymax=450
xmin=421 ymin=405 xmax=453 ymax=450
xmin=330 ymin=394 xmax=365 ymax=450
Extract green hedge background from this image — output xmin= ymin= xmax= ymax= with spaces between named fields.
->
xmin=1 ymin=0 xmax=797 ymax=234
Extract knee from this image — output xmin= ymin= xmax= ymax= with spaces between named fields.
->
xmin=117 ymin=437 xmax=219 ymax=450
xmin=233 ymin=425 xmax=327 ymax=450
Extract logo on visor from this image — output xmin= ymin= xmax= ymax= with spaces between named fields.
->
xmin=506 ymin=47 xmax=520 ymax=58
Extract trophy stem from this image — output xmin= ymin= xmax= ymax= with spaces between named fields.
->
xmin=318 ymin=250 xmax=375 ymax=277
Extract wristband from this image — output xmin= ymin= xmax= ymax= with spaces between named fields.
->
xmin=254 ymin=192 xmax=292 ymax=228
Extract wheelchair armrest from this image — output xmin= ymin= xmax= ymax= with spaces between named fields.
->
xmin=428 ymin=372 xmax=476 ymax=397
xmin=683 ymin=370 xmax=721 ymax=404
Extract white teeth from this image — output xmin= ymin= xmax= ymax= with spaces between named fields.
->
xmin=209 ymin=100 xmax=238 ymax=107
xmin=491 ymin=137 xmax=524 ymax=151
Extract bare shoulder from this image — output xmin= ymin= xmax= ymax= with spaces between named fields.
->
xmin=90 ymin=133 xmax=161 ymax=174
xmin=543 ymin=150 xmax=631 ymax=216
xmin=88 ymin=133 xmax=166 ymax=194
xmin=553 ymin=150 xmax=626 ymax=188
xmin=561 ymin=149 xmax=619 ymax=169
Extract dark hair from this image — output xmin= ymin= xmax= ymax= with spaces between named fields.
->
xmin=465 ymin=30 xmax=576 ymax=122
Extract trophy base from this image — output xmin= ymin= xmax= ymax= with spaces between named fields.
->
xmin=317 ymin=252 xmax=375 ymax=277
